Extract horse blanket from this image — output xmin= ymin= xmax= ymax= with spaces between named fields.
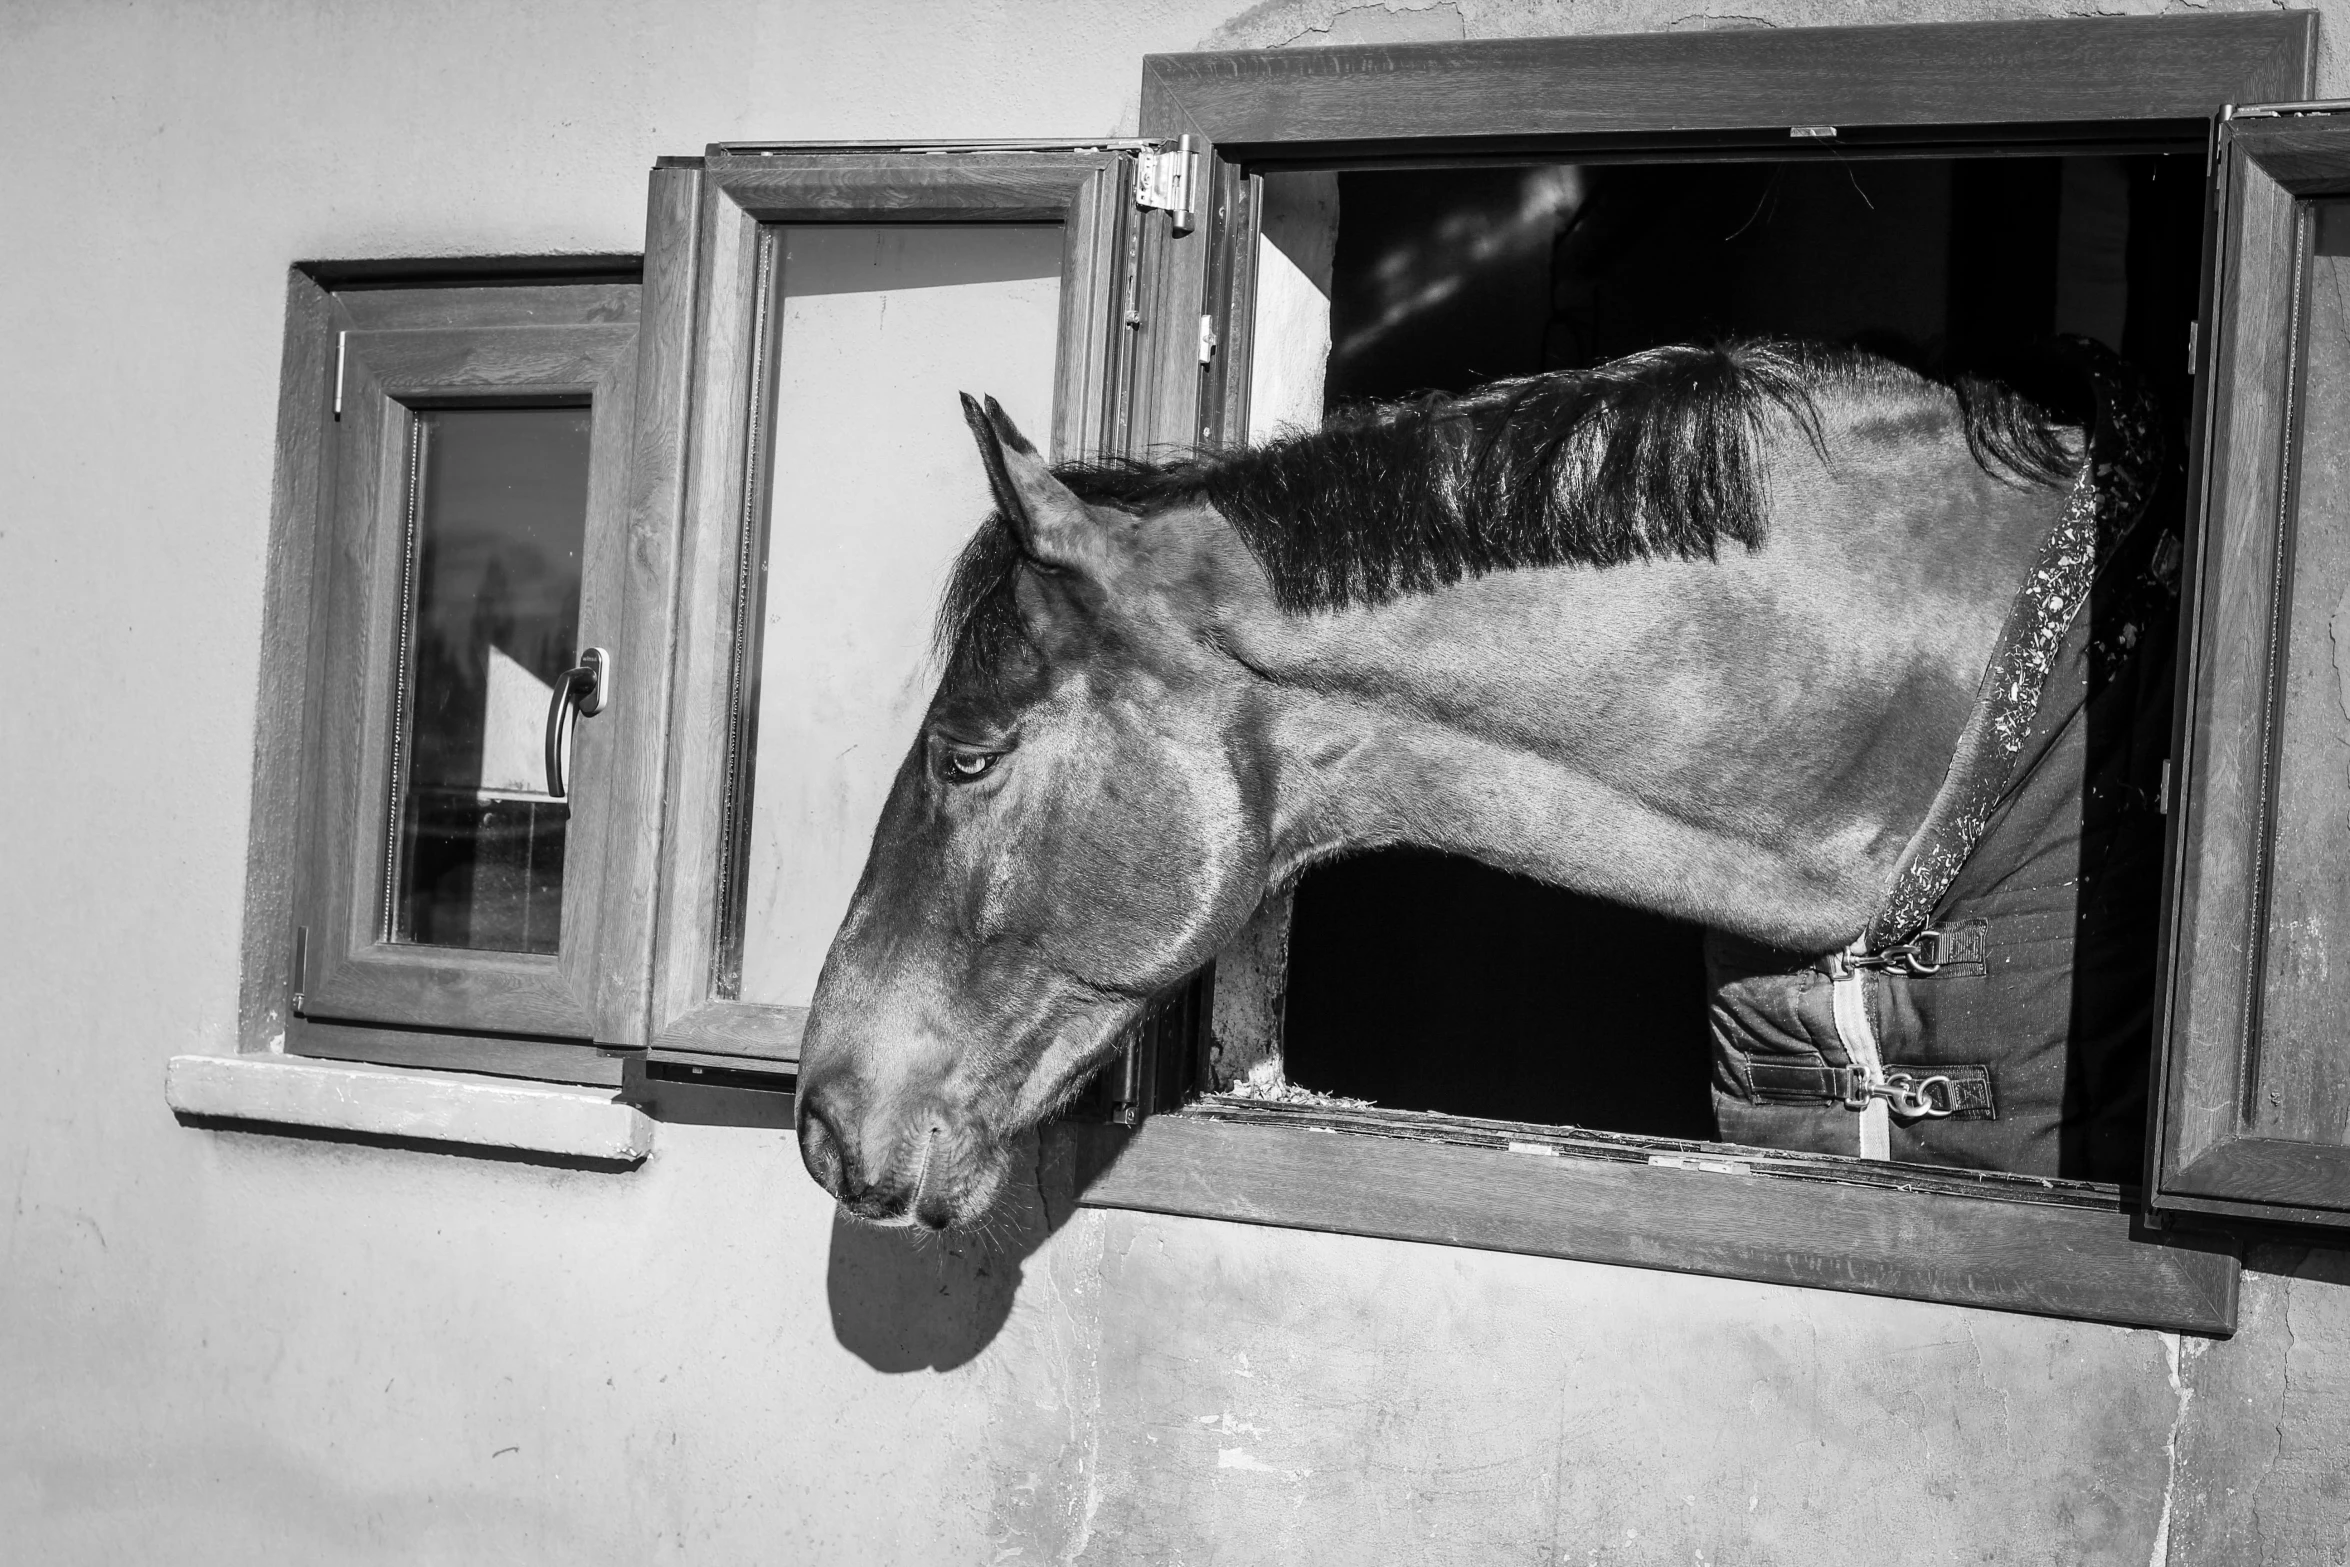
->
xmin=1706 ymin=347 xmax=2176 ymax=1182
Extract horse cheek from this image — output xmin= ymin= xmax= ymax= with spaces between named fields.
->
xmin=1102 ymin=736 xmax=1259 ymax=981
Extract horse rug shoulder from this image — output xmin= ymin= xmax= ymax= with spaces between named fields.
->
xmin=1707 ymin=595 xmax=2170 ymax=1180
xmin=1707 ymin=354 xmax=2176 ymax=1182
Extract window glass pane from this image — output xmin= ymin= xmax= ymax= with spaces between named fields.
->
xmin=731 ymin=224 xmax=1062 ymax=1004
xmin=389 ymin=406 xmax=591 ymax=955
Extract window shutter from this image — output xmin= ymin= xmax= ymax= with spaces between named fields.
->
xmin=2155 ymin=105 xmax=2350 ymax=1227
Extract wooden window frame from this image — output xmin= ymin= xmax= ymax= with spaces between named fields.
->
xmin=1064 ymin=12 xmax=2323 ymax=1335
xmin=301 ymin=302 xmax=636 ymax=1033
xmin=640 ymin=144 xmax=1192 ymax=1074
xmin=239 ymin=250 xmax=674 ymax=1089
xmin=2154 ymin=106 xmax=2350 ymax=1227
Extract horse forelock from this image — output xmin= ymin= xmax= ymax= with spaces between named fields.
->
xmin=933 ymin=340 xmax=2075 ymax=681
xmin=934 ymin=509 xmax=1031 ymax=696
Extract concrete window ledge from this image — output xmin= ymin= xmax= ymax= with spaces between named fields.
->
xmin=165 ymin=1054 xmax=654 ymax=1166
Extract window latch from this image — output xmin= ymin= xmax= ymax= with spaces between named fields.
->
xmin=544 ymin=647 xmax=609 ymax=799
xmin=290 ymin=924 xmax=308 ymax=1016
xmin=1137 ymin=135 xmax=1200 ymax=235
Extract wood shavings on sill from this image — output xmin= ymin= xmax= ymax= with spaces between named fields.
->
xmin=1222 ymin=1059 xmax=1374 ymax=1110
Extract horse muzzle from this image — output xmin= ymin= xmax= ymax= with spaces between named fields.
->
xmin=796 ymin=1080 xmax=992 ymax=1231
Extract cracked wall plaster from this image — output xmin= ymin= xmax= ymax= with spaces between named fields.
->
xmin=2166 ymin=1247 xmax=2350 ymax=1567
xmin=1011 ymin=1210 xmax=2187 ymax=1566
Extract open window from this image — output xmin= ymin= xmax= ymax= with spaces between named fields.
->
xmin=1072 ymin=13 xmax=2331 ymax=1333
xmin=1250 ymin=150 xmax=2204 ymax=1151
xmin=633 ymin=141 xmax=1206 ymax=1087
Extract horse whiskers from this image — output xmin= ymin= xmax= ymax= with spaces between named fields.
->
xmin=906 ymin=1124 xmax=937 ymax=1213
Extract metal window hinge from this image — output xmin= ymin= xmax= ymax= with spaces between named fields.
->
xmin=2158 ymin=758 xmax=2172 ymax=817
xmin=2187 ymin=321 xmax=2199 ymax=376
xmin=1137 ymin=134 xmax=1200 ymax=235
xmin=2231 ymin=99 xmax=2350 ymax=122
xmin=290 ymin=925 xmax=309 ymax=1014
xmin=1199 ymin=313 xmax=1219 ymax=366
xmin=1790 ymin=125 xmax=1837 ymax=140
xmin=333 ymin=331 xmax=348 ymax=419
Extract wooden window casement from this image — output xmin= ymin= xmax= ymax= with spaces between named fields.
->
xmin=633 ymin=143 xmax=1202 ymax=1081
xmin=1060 ymin=12 xmax=2336 ymax=1335
xmin=245 ymin=267 xmax=663 ymax=1087
xmin=2154 ymin=105 xmax=2350 ymax=1228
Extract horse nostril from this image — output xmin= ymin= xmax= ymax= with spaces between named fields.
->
xmin=797 ymin=1094 xmax=851 ymax=1196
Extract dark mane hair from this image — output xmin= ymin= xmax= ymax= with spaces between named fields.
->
xmin=937 ymin=340 xmax=2073 ymax=684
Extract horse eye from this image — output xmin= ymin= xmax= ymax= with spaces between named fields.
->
xmin=944 ymin=750 xmax=998 ymax=782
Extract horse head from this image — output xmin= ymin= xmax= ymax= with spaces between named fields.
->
xmin=794 ymin=397 xmax=1269 ymax=1230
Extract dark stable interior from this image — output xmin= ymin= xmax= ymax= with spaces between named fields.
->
xmin=1278 ymin=152 xmax=2204 ymax=1141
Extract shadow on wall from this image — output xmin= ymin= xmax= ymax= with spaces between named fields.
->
xmin=637 ymin=1073 xmax=1126 ymax=1372
xmin=823 ymin=1124 xmax=1128 ymax=1371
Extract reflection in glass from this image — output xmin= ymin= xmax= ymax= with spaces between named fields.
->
xmin=729 ymin=225 xmax=1063 ymax=1004
xmin=388 ymin=406 xmax=591 ymax=954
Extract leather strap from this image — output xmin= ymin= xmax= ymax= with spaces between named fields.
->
xmin=1740 ymin=1060 xmax=1998 ymax=1120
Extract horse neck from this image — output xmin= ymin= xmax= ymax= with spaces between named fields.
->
xmin=1191 ymin=416 xmax=2064 ymax=953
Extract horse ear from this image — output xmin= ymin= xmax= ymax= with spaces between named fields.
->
xmin=960 ymin=393 xmax=1101 ymax=574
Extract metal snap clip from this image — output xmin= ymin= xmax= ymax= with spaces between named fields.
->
xmin=1849 ymin=929 xmax=1948 ymax=977
xmin=1880 ymin=1073 xmax=1957 ymax=1119
xmin=1897 ymin=929 xmax=1947 ymax=975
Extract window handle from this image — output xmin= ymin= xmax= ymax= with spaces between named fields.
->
xmin=544 ymin=646 xmax=610 ymax=799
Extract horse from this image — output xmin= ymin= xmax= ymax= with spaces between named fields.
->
xmin=790 ymin=340 xmax=2173 ymax=1231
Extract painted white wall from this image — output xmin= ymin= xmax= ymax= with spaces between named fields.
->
xmin=9 ymin=1 xmax=2350 ymax=1562
xmin=1249 ymin=172 xmax=1341 ymax=442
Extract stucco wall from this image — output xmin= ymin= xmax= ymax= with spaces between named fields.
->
xmin=6 ymin=1 xmax=2350 ymax=1562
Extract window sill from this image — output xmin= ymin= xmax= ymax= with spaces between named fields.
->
xmin=165 ymin=1053 xmax=653 ymax=1166
xmin=1074 ymin=1098 xmax=2241 ymax=1335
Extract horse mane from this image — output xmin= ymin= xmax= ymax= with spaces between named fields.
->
xmin=937 ymin=339 xmax=2075 ymax=683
